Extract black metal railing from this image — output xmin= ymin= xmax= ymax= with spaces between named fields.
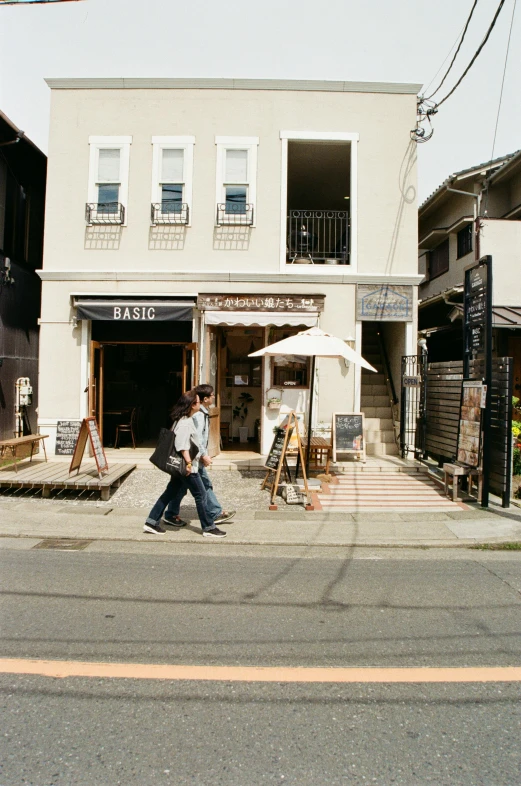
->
xmin=287 ymin=210 xmax=349 ymax=264
xmin=85 ymin=202 xmax=125 ymax=225
xmin=216 ymin=203 xmax=254 ymax=226
xmin=151 ymin=202 xmax=189 ymax=225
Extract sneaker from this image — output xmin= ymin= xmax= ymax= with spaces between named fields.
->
xmin=214 ymin=510 xmax=236 ymax=524
xmin=143 ymin=521 xmax=166 ymax=534
xmin=202 ymin=527 xmax=227 ymax=538
xmin=163 ymin=515 xmax=188 ymax=528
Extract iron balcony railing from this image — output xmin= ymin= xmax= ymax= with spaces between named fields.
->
xmin=151 ymin=202 xmax=189 ymax=225
xmin=287 ymin=210 xmax=350 ymax=264
xmin=216 ymin=203 xmax=254 ymax=226
xmin=85 ymin=202 xmax=125 ymax=225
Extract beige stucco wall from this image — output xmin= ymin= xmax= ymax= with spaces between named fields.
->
xmin=481 ymin=220 xmax=521 ymax=306
xmin=43 ymin=87 xmax=418 ymax=277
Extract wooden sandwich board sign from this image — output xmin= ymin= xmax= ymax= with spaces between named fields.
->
xmin=456 ymin=380 xmax=485 ymax=468
xmin=332 ymin=412 xmax=366 ymax=463
xmin=261 ymin=410 xmax=312 ymax=510
xmin=69 ymin=417 xmax=109 ymax=478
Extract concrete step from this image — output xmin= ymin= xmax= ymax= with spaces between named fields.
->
xmin=361 ymin=384 xmax=388 ymax=396
xmin=361 ymin=373 xmax=386 ymax=385
xmin=365 ymin=429 xmax=396 ymax=443
xmin=364 ymin=417 xmax=394 ymax=431
xmin=362 ymin=406 xmax=394 ymax=419
xmin=365 ymin=442 xmax=399 ymax=456
xmin=360 ymin=395 xmax=390 ymax=408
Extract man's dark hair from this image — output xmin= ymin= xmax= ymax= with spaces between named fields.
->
xmin=195 ymin=384 xmax=214 ymax=401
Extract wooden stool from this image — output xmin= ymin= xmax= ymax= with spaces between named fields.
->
xmin=219 ymin=422 xmax=231 ymax=446
xmin=443 ymin=463 xmax=483 ymax=502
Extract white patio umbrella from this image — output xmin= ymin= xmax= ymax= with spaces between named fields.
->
xmin=249 ymin=327 xmax=377 ymax=477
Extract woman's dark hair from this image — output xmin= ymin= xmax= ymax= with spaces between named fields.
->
xmin=195 ymin=384 xmax=214 ymax=401
xmin=170 ymin=389 xmax=199 ymax=423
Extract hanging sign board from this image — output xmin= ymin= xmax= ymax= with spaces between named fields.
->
xmin=456 ymin=381 xmax=484 ymax=468
xmin=69 ymin=417 xmax=109 ymax=477
xmin=403 ymin=375 xmax=421 ymax=388
xmin=55 ymin=420 xmax=82 ymax=455
xmin=332 ymin=413 xmax=366 ymax=463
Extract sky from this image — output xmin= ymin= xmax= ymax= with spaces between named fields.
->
xmin=0 ymin=0 xmax=519 ymax=203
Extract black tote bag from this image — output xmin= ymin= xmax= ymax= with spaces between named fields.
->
xmin=149 ymin=427 xmax=198 ymax=477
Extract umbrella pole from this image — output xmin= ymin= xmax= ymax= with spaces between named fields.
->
xmin=305 ymin=355 xmax=316 ymax=480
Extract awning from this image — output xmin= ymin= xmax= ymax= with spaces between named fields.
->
xmin=75 ymin=299 xmax=195 ymax=321
xmin=204 ymin=310 xmax=319 ymax=327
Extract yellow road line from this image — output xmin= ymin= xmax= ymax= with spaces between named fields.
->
xmin=1 ymin=659 xmax=521 ymax=683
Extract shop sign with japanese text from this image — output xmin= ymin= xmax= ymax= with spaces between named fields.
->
xmin=197 ymin=295 xmax=325 ymax=312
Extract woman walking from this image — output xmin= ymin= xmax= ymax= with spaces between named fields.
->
xmin=144 ymin=390 xmax=227 ymax=538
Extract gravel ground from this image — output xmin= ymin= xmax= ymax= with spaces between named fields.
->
xmin=0 ymin=468 xmax=276 ymax=515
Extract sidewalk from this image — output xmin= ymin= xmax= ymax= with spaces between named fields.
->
xmin=1 ymin=497 xmax=520 ymax=548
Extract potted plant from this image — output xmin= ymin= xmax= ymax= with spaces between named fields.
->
xmin=233 ymin=392 xmax=254 ymax=442
xmin=267 ymin=396 xmax=282 ymax=410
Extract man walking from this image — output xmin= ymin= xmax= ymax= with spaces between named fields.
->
xmin=163 ymin=384 xmax=236 ymax=527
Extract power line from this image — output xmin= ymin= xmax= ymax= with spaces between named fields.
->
xmin=436 ymin=0 xmax=507 ymax=107
xmin=483 ymin=0 xmax=518 ymax=213
xmin=425 ymin=0 xmax=479 ymax=100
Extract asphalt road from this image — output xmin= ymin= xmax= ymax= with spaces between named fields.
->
xmin=1 ymin=548 xmax=520 ymax=785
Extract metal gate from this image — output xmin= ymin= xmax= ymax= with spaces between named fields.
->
xmin=400 ymin=354 xmax=427 ymax=459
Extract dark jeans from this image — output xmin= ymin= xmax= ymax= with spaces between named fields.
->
xmin=165 ymin=465 xmax=221 ymax=522
xmin=145 ymin=472 xmax=215 ymax=532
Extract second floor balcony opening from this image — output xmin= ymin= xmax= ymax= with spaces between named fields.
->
xmin=286 ymin=141 xmax=350 ymax=265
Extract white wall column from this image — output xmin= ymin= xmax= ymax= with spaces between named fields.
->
xmin=79 ymin=319 xmax=90 ymax=419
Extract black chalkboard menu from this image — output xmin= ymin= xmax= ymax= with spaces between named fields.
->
xmin=332 ymin=413 xmax=366 ymax=462
xmin=55 ymin=420 xmax=82 ymax=455
xmin=265 ymin=426 xmax=293 ymax=470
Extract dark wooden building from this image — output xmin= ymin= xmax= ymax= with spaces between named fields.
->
xmin=0 ymin=111 xmax=46 ymax=439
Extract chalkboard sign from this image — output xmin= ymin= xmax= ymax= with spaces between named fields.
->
xmin=332 ymin=413 xmax=366 ymax=462
xmin=265 ymin=426 xmax=294 ymax=470
xmin=69 ymin=417 xmax=109 ymax=477
xmin=55 ymin=420 xmax=82 ymax=455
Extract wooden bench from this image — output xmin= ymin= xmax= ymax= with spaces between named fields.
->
xmin=0 ymin=434 xmax=49 ymax=473
xmin=443 ymin=463 xmax=483 ymax=503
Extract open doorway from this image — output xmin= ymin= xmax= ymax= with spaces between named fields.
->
xmin=217 ymin=328 xmax=264 ymax=451
xmin=89 ymin=341 xmax=197 ymax=447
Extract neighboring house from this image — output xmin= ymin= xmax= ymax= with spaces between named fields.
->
xmin=418 ymin=152 xmax=521 ymax=399
xmin=0 ymin=111 xmax=46 ymax=440
xmin=38 ymin=78 xmax=421 ymax=457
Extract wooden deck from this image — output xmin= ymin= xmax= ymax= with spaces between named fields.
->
xmin=0 ymin=461 xmax=136 ymax=501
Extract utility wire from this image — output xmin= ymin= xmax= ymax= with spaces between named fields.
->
xmin=483 ymin=0 xmax=518 ymax=213
xmin=435 ymin=0 xmax=507 ymax=107
xmin=425 ymin=0 xmax=479 ymax=100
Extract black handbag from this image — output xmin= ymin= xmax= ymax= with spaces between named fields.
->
xmin=149 ymin=426 xmax=197 ymax=477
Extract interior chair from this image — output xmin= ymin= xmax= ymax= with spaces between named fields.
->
xmin=114 ymin=407 xmax=137 ymax=449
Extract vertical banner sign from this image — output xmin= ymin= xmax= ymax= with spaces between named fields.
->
xmin=463 ymin=256 xmax=492 ymax=507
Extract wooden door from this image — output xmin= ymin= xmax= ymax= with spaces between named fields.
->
xmin=207 ymin=406 xmax=221 ymax=458
xmin=182 ymin=343 xmax=198 ymax=393
xmin=207 ymin=327 xmax=221 ymax=455
xmin=88 ymin=341 xmax=105 ymax=442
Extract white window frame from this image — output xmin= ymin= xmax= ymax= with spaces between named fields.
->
xmin=87 ymin=136 xmax=132 ymax=226
xmin=215 ymin=136 xmax=259 ymax=227
xmin=279 ymin=130 xmax=359 ymax=273
xmin=151 ymin=136 xmax=195 ymax=226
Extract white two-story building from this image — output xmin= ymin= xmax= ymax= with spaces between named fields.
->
xmin=38 ymin=78 xmax=421 ymax=457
